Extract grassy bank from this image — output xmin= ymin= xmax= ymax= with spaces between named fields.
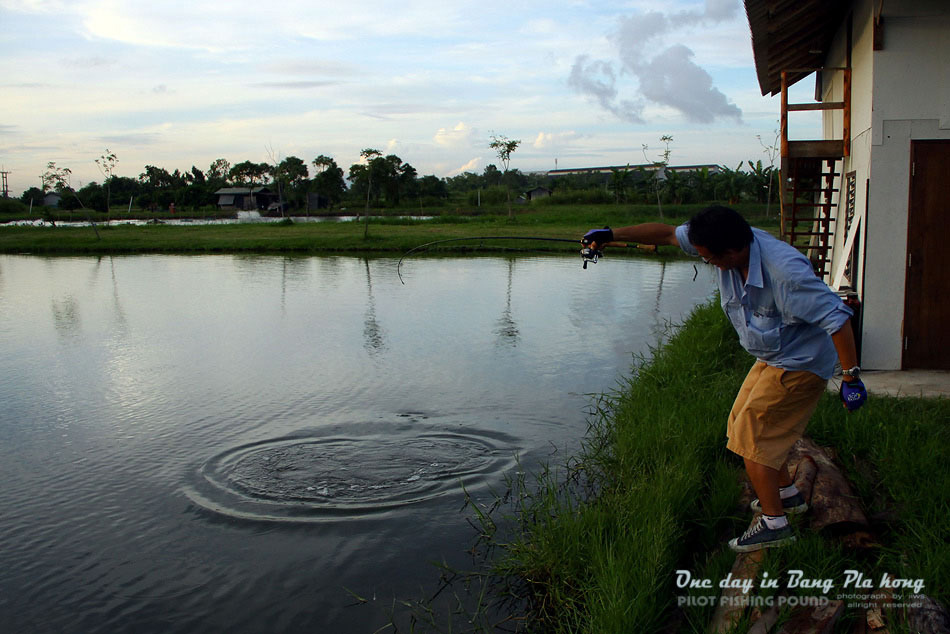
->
xmin=481 ymin=301 xmax=948 ymax=633
xmin=0 ymin=203 xmax=778 ymax=255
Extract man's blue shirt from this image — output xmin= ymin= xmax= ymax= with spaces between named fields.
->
xmin=675 ymin=224 xmax=852 ymax=379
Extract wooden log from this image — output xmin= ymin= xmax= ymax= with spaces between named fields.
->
xmin=774 ymin=600 xmax=844 ymax=634
xmin=789 ymin=453 xmax=818 ymax=503
xmin=787 ymin=438 xmax=869 ymax=533
xmin=748 ymin=604 xmax=781 ymax=634
xmin=865 ymin=603 xmax=886 ymax=630
xmin=906 ymin=594 xmax=950 ymax=634
xmin=709 ymin=549 xmax=765 ymax=633
xmin=868 ymin=587 xmax=893 ymax=632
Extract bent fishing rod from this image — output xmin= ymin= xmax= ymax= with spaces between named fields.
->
xmin=396 ymin=236 xmax=657 ymax=284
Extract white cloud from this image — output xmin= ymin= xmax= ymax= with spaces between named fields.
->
xmin=568 ymin=1 xmax=744 ymax=124
xmin=532 ymin=131 xmax=581 ymax=149
xmin=0 ymin=0 xmax=788 ymax=196
xmin=447 ymin=157 xmax=480 ymax=177
xmin=433 ymin=122 xmax=476 ymax=148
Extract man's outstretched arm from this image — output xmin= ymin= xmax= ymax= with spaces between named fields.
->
xmin=583 ymin=223 xmax=680 ymax=250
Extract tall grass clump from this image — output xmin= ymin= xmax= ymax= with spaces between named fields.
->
xmin=481 ymin=298 xmax=949 ymax=633
xmin=808 ymin=391 xmax=950 ymax=611
xmin=487 ymin=300 xmax=751 ymax=632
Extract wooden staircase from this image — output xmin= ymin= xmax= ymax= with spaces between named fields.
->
xmin=778 ymin=68 xmax=850 ymax=279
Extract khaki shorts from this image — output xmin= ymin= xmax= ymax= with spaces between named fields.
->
xmin=727 ymin=361 xmax=827 ymax=469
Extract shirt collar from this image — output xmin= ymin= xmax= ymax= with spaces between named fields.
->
xmin=744 ymin=237 xmax=764 ymax=288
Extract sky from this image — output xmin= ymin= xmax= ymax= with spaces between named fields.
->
xmin=0 ymin=0 xmax=821 ymax=197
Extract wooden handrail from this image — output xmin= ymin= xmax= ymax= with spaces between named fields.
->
xmin=788 ymin=102 xmax=845 ymax=111
xmin=780 ymin=68 xmax=851 ymax=158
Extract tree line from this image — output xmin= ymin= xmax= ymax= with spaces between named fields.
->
xmin=14 ymin=148 xmax=778 ymax=214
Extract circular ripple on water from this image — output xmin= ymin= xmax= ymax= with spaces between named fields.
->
xmin=184 ymin=423 xmax=518 ymax=523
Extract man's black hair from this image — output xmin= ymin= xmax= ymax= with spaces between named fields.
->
xmin=686 ymin=205 xmax=754 ymax=256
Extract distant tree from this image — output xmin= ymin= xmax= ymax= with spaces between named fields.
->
xmin=757 ymin=126 xmax=780 ymax=216
xmin=277 ymin=156 xmax=308 ymax=188
xmin=228 ymin=161 xmax=270 ymax=209
xmin=688 ymin=166 xmax=715 ymax=203
xmin=107 ymin=176 xmax=141 ymax=208
xmin=311 ymin=155 xmax=346 ymax=208
xmin=42 ymin=161 xmax=100 ymax=237
xmin=270 ymin=156 xmax=309 ymax=212
xmin=482 ymin=164 xmax=502 ymax=187
xmin=416 ymin=175 xmax=447 ymax=201
xmin=20 ymin=186 xmax=45 ymax=209
xmin=351 ymin=148 xmax=383 ymax=238
xmin=207 ymin=158 xmax=231 ymax=186
xmin=489 ymin=134 xmax=520 ymax=218
xmin=139 ymin=165 xmax=176 ymax=189
xmin=445 ymin=171 xmax=482 ymax=196
xmin=228 ymin=161 xmax=270 ymax=188
xmin=186 ymin=166 xmax=206 ymax=185
xmin=73 ymin=181 xmax=106 ymax=212
xmin=42 ymin=161 xmax=89 ymax=210
xmin=608 ymin=165 xmax=633 ymax=203
xmin=642 ymin=134 xmax=673 ymax=218
xmin=94 ymin=149 xmax=118 ymax=212
xmin=378 ymin=154 xmax=415 ymax=207
xmin=663 ymin=168 xmax=686 ymax=205
xmin=180 ymin=167 xmax=212 ymax=211
xmin=397 ymin=160 xmax=418 ymax=204
xmin=713 ymin=163 xmax=749 ymax=205
xmin=41 ymin=162 xmax=73 ymax=195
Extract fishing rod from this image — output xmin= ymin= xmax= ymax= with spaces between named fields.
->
xmin=396 ymin=236 xmax=657 ymax=283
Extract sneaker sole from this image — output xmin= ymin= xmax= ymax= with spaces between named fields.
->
xmin=728 ymin=534 xmax=796 ymax=553
xmin=750 ymin=499 xmax=808 ymax=515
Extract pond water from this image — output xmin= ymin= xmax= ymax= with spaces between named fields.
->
xmin=0 ymin=253 xmax=714 ymax=633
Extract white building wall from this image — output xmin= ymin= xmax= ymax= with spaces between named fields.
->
xmin=864 ymin=3 xmax=950 ymax=369
xmin=820 ymin=0 xmax=950 ymax=369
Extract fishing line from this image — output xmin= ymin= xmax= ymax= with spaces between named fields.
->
xmin=396 ymin=236 xmax=581 ymax=284
xmin=396 ymin=235 xmax=657 ymax=284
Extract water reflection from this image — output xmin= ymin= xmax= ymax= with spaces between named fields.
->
xmin=106 ymin=257 xmax=129 ymax=334
xmin=494 ymin=259 xmax=520 ymax=346
xmin=363 ymin=258 xmax=386 ymax=354
xmin=51 ymin=295 xmax=81 ymax=338
xmin=0 ymin=253 xmax=715 ymax=634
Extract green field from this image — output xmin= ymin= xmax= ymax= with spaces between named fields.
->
xmin=459 ymin=302 xmax=949 ymax=633
xmin=0 ymin=203 xmax=778 ymax=255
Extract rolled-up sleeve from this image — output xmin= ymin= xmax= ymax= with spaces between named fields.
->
xmin=778 ymin=273 xmax=853 ymax=336
xmin=675 ymin=223 xmax=698 ymax=256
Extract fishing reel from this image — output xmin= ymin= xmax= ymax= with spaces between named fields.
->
xmin=580 ymin=246 xmax=602 ymax=269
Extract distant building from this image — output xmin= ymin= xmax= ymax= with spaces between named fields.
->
xmin=214 ymin=187 xmax=277 ymax=211
xmin=547 ymin=163 xmax=722 ymax=178
xmin=306 ymin=192 xmax=331 ymax=211
xmin=43 ymin=192 xmax=62 ymax=207
xmin=523 ymin=186 xmax=552 ymax=201
xmin=745 ymin=0 xmax=950 ymax=371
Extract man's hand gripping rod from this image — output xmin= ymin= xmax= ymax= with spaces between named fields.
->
xmin=581 ymin=227 xmax=657 ymax=268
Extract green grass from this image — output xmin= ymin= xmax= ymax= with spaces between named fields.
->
xmin=477 ymin=301 xmax=949 ymax=633
xmin=0 ymin=203 xmax=780 ymax=255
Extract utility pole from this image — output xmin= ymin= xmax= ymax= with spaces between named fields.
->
xmin=0 ymin=168 xmax=10 ymax=198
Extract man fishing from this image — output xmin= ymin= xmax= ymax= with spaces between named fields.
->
xmin=582 ymin=205 xmax=867 ymax=552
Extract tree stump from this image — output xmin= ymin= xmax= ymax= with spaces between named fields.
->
xmin=709 ymin=549 xmax=765 ymax=633
xmin=786 ymin=438 xmax=869 ymax=533
xmin=774 ymin=600 xmax=844 ymax=634
xmin=907 ymin=594 xmax=950 ymax=634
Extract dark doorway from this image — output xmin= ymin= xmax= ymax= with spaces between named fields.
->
xmin=903 ymin=140 xmax=950 ymax=369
